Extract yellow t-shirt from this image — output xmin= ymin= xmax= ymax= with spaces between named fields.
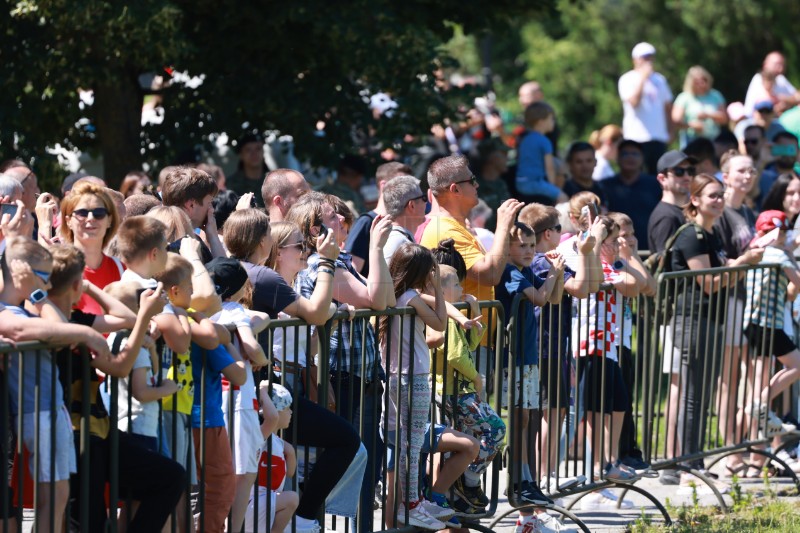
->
xmin=162 ymin=315 xmax=195 ymax=415
xmin=419 ymin=216 xmax=495 ymax=303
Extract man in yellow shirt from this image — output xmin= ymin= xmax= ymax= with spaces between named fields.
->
xmin=418 ymin=154 xmax=524 ymax=306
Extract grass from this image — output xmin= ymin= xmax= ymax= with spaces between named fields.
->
xmin=629 ymin=474 xmax=800 ymax=532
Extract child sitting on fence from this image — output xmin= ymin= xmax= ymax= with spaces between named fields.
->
xmin=207 ymin=257 xmax=269 ymax=532
xmin=429 ymin=260 xmax=506 ymax=516
xmin=743 ymin=210 xmax=800 ymax=476
xmin=245 ymin=382 xmax=299 ymax=533
xmin=380 ymin=243 xmax=451 ymax=530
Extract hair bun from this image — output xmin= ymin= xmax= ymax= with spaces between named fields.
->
xmin=437 ymin=238 xmax=456 ymax=252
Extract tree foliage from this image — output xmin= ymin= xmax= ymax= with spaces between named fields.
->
xmin=0 ymin=0 xmax=550 ymax=188
xmin=507 ymin=0 xmax=800 ymax=143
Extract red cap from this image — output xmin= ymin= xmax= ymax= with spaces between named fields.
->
xmin=755 ymin=210 xmax=788 ymax=233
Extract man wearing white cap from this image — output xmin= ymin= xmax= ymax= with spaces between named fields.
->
xmin=618 ymin=42 xmax=674 ymax=174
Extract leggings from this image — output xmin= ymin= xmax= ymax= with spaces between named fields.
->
xmin=388 ymin=374 xmax=430 ymax=502
xmin=285 ymin=395 xmax=361 ymax=519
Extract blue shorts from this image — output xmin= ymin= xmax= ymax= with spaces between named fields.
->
xmin=384 ymin=423 xmax=445 ymax=472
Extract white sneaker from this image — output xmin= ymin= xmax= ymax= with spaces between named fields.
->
xmin=775 ymin=450 xmax=800 ymax=473
xmin=536 ymin=512 xmax=578 ymax=532
xmin=397 ymin=504 xmax=446 ymax=531
xmin=419 ymin=499 xmax=455 ymax=520
xmin=579 ymin=489 xmax=633 ymax=511
xmin=541 ymin=473 xmax=586 ymax=493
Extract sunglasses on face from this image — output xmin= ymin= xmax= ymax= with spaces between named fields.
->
xmin=744 ymin=138 xmax=761 ymax=146
xmin=32 ymin=269 xmax=51 ymax=284
xmin=72 ymin=207 xmax=109 ymax=220
xmin=453 ymin=175 xmax=478 ymax=187
xmin=408 ymin=194 xmax=427 ymax=204
xmin=705 ymin=192 xmax=725 ymax=200
xmin=669 ymin=167 xmax=696 ymax=178
xmin=280 ymin=242 xmax=307 ymax=253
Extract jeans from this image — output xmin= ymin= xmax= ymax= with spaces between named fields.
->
xmin=332 ymin=373 xmax=383 ymax=533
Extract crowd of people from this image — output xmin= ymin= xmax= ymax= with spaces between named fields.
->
xmin=1 ymin=43 xmax=800 ymax=533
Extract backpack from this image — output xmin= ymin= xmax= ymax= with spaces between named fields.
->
xmin=644 ymin=222 xmax=704 ymax=322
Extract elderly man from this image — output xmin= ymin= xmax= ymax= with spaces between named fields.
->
xmin=418 ymin=154 xmax=523 ymax=308
xmin=618 ymin=42 xmax=673 ymax=174
xmin=260 ymin=168 xmax=311 ymax=222
xmin=345 ymin=161 xmax=413 ymax=275
xmin=380 ymin=175 xmax=427 ymax=263
xmin=745 ymin=51 xmax=800 ymax=116
xmin=3 ymin=164 xmax=39 ymax=213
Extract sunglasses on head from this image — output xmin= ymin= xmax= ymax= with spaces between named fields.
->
xmin=669 ymin=167 xmax=696 ymax=177
xmin=72 ymin=207 xmax=109 ymax=220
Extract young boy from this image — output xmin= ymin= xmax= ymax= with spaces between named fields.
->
xmin=429 ymin=265 xmax=505 ymax=514
xmin=0 ymin=238 xmax=70 ymax=533
xmin=245 ymin=382 xmax=299 ymax=533
xmin=41 ymin=242 xmax=186 ymax=532
xmin=744 ymin=210 xmax=800 ymax=473
xmin=156 ymin=252 xmax=246 ymax=532
xmin=516 ymin=102 xmax=568 ymax=205
xmin=495 ymin=222 xmax=572 ymax=529
xmin=207 ymin=256 xmax=268 ymax=532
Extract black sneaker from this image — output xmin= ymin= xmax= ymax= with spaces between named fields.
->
xmin=448 ymin=493 xmax=487 ymax=518
xmin=621 ymin=455 xmax=658 ymax=478
xmin=659 ymin=468 xmax=680 ymax=485
xmin=452 ymin=477 xmax=488 ymax=509
xmin=518 ymin=480 xmax=554 ymax=506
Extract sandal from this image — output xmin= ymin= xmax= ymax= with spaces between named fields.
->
xmin=724 ymin=463 xmax=748 ymax=477
xmin=744 ymin=465 xmax=777 ymax=478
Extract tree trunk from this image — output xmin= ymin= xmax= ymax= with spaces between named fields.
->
xmin=93 ymin=70 xmax=144 ymax=189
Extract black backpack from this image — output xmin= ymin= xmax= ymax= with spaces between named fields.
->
xmin=644 ymin=222 xmax=704 ymax=322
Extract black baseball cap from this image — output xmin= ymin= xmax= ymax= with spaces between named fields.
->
xmin=657 ymin=150 xmax=697 ymax=174
xmin=205 ymin=257 xmax=249 ymax=300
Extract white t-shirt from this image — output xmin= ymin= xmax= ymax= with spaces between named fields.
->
xmin=474 ymin=227 xmax=494 ymax=255
xmin=618 ymin=70 xmax=673 ymax=143
xmin=382 ymin=289 xmax=429 ymax=376
xmin=213 ymin=302 xmax=257 ymax=412
xmin=383 ymin=225 xmax=415 ymax=267
xmin=593 ymin=153 xmax=615 ymax=181
xmin=744 ymin=73 xmax=797 ymax=115
xmin=108 ymin=332 xmax=160 ymax=437
xmin=272 ymin=311 xmax=307 ymax=368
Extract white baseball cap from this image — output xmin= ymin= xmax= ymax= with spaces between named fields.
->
xmin=631 ymin=42 xmax=656 ymax=59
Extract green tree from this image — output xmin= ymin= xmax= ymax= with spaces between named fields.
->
xmin=0 ymin=0 xmax=550 ymax=189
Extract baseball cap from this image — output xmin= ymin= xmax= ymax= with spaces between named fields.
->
xmin=631 ymin=42 xmax=656 ymax=59
xmin=755 ymin=210 xmax=787 ymax=233
xmin=266 ymin=383 xmax=293 ymax=412
xmin=657 ymin=150 xmax=697 ymax=174
xmin=754 ymin=100 xmax=775 ymax=113
xmin=205 ymin=257 xmax=249 ymax=300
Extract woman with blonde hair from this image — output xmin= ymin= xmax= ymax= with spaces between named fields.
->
xmin=60 ymin=181 xmax=123 ymax=314
xmin=589 ymin=125 xmax=622 ymax=180
xmin=145 ymin=205 xmax=193 ymax=243
xmin=672 ymin=66 xmax=728 ymax=148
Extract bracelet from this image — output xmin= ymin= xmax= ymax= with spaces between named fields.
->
xmin=318 ymin=268 xmax=335 ymax=276
xmin=318 ymin=259 xmax=336 ymax=269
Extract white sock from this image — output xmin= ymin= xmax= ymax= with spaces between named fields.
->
xmin=294 ymin=516 xmax=318 ymax=529
xmin=464 ymin=471 xmax=480 ymax=487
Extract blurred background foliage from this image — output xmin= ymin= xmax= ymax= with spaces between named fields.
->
xmin=2 ymin=0 xmax=799 ymax=192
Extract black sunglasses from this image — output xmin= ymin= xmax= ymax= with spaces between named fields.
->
xmin=453 ymin=175 xmax=478 ymax=187
xmin=744 ymin=138 xmax=761 ymax=146
xmin=72 ymin=207 xmax=109 ymax=220
xmin=669 ymin=167 xmax=696 ymax=178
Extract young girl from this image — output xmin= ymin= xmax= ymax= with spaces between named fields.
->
xmin=207 ymin=257 xmax=270 ymax=533
xmin=380 ymin=243 xmax=450 ymax=530
xmin=516 ymin=102 xmax=568 ymax=205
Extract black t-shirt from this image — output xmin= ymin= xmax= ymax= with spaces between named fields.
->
xmin=670 ymin=224 xmax=726 ymax=314
xmin=647 ymin=201 xmax=685 ymax=253
xmin=241 ymin=261 xmax=299 ymax=319
xmin=600 ymin=174 xmax=662 ymax=243
xmin=343 ymin=211 xmax=377 ymax=277
xmin=562 ymin=179 xmax=607 ymax=206
xmin=714 ymin=205 xmax=755 ymax=261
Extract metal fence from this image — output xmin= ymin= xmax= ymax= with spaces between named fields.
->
xmin=3 ymin=264 xmax=800 ymax=532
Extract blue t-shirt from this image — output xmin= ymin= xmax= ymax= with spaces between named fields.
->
xmin=191 ymin=342 xmax=235 ymax=428
xmin=516 ymin=131 xmax=561 ymax=200
xmin=495 ymin=264 xmax=544 ymax=366
xmin=531 ymin=253 xmax=575 ymax=360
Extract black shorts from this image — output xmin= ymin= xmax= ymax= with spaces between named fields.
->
xmin=577 ymin=356 xmax=630 ymax=414
xmin=539 ymin=356 xmax=571 ymax=409
xmin=745 ymin=323 xmax=797 ymax=358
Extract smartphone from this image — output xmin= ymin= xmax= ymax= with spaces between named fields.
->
xmin=0 ymin=204 xmax=18 ymax=218
xmin=318 ymin=223 xmax=330 ymax=237
xmin=580 ymin=203 xmax=597 ymax=235
xmin=751 ymin=227 xmax=780 ymax=248
xmin=166 ymin=237 xmax=183 ymax=253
